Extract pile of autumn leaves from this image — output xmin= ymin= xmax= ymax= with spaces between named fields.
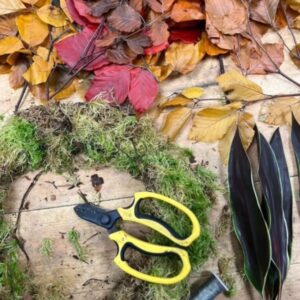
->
xmin=0 ymin=0 xmax=300 ymax=113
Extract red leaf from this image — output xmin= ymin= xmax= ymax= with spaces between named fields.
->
xmin=55 ymin=27 xmax=109 ymax=71
xmin=85 ymin=65 xmax=131 ymax=103
xmin=108 ymin=4 xmax=142 ymax=33
xmin=66 ymin=0 xmax=96 ymax=26
xmin=73 ymin=0 xmax=102 ymax=24
xmin=169 ymin=29 xmax=202 ymax=44
xmin=128 ymin=68 xmax=159 ymax=113
xmin=144 ymin=41 xmax=169 ymax=55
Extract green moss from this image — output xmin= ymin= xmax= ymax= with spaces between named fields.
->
xmin=0 ymin=102 xmax=217 ymax=300
xmin=0 ymin=118 xmax=44 ymax=179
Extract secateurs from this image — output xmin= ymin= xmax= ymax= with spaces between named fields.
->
xmin=74 ymin=191 xmax=201 ymax=285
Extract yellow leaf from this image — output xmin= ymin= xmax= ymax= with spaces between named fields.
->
xmin=23 ymin=55 xmax=52 ymax=85
xmin=189 ymin=103 xmax=243 ymax=142
xmin=165 ymin=41 xmax=205 ymax=74
xmin=21 ymin=0 xmax=40 ymax=4
xmin=54 ymin=79 xmax=77 ymax=100
xmin=217 ymin=70 xmax=265 ymax=101
xmin=202 ymin=32 xmax=228 ymax=56
xmin=290 ymin=44 xmax=300 ymax=68
xmin=219 ymin=112 xmax=255 ymax=164
xmin=0 ymin=0 xmax=25 ymax=15
xmin=60 ymin=0 xmax=73 ymax=22
xmin=37 ymin=4 xmax=68 ymax=27
xmin=37 ymin=46 xmax=57 ymax=66
xmin=259 ymin=98 xmax=300 ymax=126
xmin=16 ymin=13 xmax=49 ymax=47
xmin=181 ymin=87 xmax=204 ymax=99
xmin=159 ymin=96 xmax=191 ymax=108
xmin=150 ymin=64 xmax=173 ymax=81
xmin=0 ymin=37 xmax=23 ymax=56
xmin=286 ymin=0 xmax=300 ymax=12
xmin=162 ymin=107 xmax=192 ymax=140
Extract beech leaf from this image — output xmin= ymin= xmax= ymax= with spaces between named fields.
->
xmin=16 ymin=13 xmax=49 ymax=47
xmin=162 ymin=107 xmax=192 ymax=140
xmin=148 ymin=21 xmax=169 ymax=46
xmin=0 ymin=36 xmax=23 ymax=56
xmin=290 ymin=44 xmax=300 ymax=68
xmin=126 ymin=34 xmax=152 ymax=55
xmin=250 ymin=0 xmax=280 ymax=24
xmin=85 ymin=65 xmax=131 ymax=103
xmin=91 ymin=0 xmax=119 ymax=17
xmin=73 ymin=0 xmax=101 ymax=24
xmin=181 ymin=87 xmax=204 ymax=99
xmin=9 ymin=58 xmax=28 ymax=89
xmin=37 ymin=4 xmax=68 ymax=27
xmin=0 ymin=15 xmax=18 ymax=36
xmin=205 ymin=0 xmax=248 ymax=35
xmin=170 ymin=0 xmax=205 ymax=22
xmin=0 ymin=0 xmax=25 ymax=16
xmin=108 ymin=4 xmax=142 ymax=33
xmin=145 ymin=0 xmax=176 ymax=13
xmin=217 ymin=70 xmax=265 ymax=101
xmin=159 ymin=96 xmax=191 ymax=108
xmin=128 ymin=68 xmax=159 ymax=113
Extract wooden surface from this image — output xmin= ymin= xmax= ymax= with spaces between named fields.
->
xmin=1 ymin=28 xmax=300 ymax=299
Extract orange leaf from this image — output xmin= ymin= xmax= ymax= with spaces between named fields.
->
xmin=202 ymin=33 xmax=228 ymax=56
xmin=16 ymin=13 xmax=49 ymax=47
xmin=0 ymin=36 xmax=23 ymax=55
xmin=54 ymin=79 xmax=77 ymax=101
xmin=0 ymin=64 xmax=11 ymax=74
xmin=171 ymin=0 xmax=205 ymax=22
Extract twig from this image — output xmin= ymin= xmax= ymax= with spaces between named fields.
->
xmin=14 ymin=82 xmax=29 ymax=114
xmin=13 ymin=171 xmax=43 ymax=262
xmin=78 ymin=190 xmax=90 ymax=203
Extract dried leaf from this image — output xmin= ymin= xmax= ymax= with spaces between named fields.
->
xmin=162 ymin=107 xmax=192 ymax=140
xmin=205 ymin=0 xmax=248 ymax=35
xmin=181 ymin=87 xmax=204 ymax=99
xmin=9 ymin=58 xmax=28 ymax=89
xmin=189 ymin=103 xmax=242 ymax=142
xmin=231 ymin=40 xmax=284 ymax=74
xmin=259 ymin=98 xmax=300 ymax=126
xmin=107 ymin=43 xmax=136 ymax=64
xmin=96 ymin=31 xmax=119 ymax=47
xmin=126 ymin=34 xmax=152 ymax=55
xmin=108 ymin=4 xmax=141 ymax=33
xmin=148 ymin=20 xmax=169 ymax=46
xmin=169 ymin=28 xmax=202 ymax=44
xmin=130 ymin=0 xmax=143 ymax=13
xmin=0 ymin=36 xmax=23 ymax=55
xmin=29 ymin=83 xmax=48 ymax=101
xmin=0 ymin=15 xmax=18 ymax=36
xmin=145 ymin=0 xmax=176 ymax=13
xmin=144 ymin=41 xmax=169 ymax=55
xmin=287 ymin=0 xmax=300 ymax=12
xmin=165 ymin=41 xmax=205 ymax=74
xmin=37 ymin=46 xmax=56 ymax=66
xmin=37 ymin=4 xmax=68 ymax=27
xmin=170 ymin=0 xmax=205 ymax=22
xmin=202 ymin=32 xmax=228 ymax=56
xmin=16 ymin=13 xmax=49 ymax=47
xmin=0 ymin=0 xmax=25 ymax=15
xmin=159 ymin=96 xmax=191 ymax=108
xmin=150 ymin=64 xmax=173 ymax=81
xmin=0 ymin=64 xmax=11 ymax=74
xmin=23 ymin=55 xmax=53 ymax=85
xmin=54 ymin=79 xmax=77 ymax=100
xmin=217 ymin=70 xmax=265 ymax=101
xmin=250 ymin=0 xmax=280 ymax=24
xmin=290 ymin=44 xmax=300 ymax=68
xmin=219 ymin=112 xmax=255 ymax=164
xmin=128 ymin=68 xmax=159 ymax=113
xmin=91 ymin=0 xmax=119 ymax=17
xmin=73 ymin=0 xmax=101 ymax=24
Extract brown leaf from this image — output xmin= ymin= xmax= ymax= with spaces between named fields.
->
xmin=106 ymin=43 xmax=137 ymax=64
xmin=287 ymin=0 xmax=300 ymax=13
xmin=91 ymin=0 xmax=119 ymax=17
xmin=145 ymin=0 xmax=176 ymax=13
xmin=96 ymin=31 xmax=119 ymax=47
xmin=0 ymin=15 xmax=18 ymax=36
xmin=126 ymin=34 xmax=152 ymax=54
xmin=162 ymin=107 xmax=192 ymax=140
xmin=29 ymin=83 xmax=48 ymax=102
xmin=0 ymin=64 xmax=11 ymax=74
xmin=231 ymin=39 xmax=284 ymax=74
xmin=130 ymin=0 xmax=143 ymax=13
xmin=170 ymin=0 xmax=205 ymax=22
xmin=148 ymin=20 xmax=169 ymax=46
xmin=108 ymin=4 xmax=141 ymax=33
xmin=206 ymin=14 xmax=238 ymax=50
xmin=9 ymin=58 xmax=28 ymax=89
xmin=290 ymin=44 xmax=300 ymax=68
xmin=250 ymin=0 xmax=280 ymax=24
xmin=205 ymin=0 xmax=248 ymax=35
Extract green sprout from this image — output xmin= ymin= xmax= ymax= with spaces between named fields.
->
xmin=41 ymin=239 xmax=54 ymax=257
xmin=67 ymin=228 xmax=87 ymax=262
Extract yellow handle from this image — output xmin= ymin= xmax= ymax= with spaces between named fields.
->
xmin=118 ymin=192 xmax=201 ymax=247
xmin=109 ymin=230 xmax=191 ymax=285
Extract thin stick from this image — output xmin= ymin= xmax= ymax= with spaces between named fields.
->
xmin=14 ymin=82 xmax=29 ymax=114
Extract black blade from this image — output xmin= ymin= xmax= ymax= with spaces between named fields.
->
xmin=74 ymin=203 xmax=120 ymax=230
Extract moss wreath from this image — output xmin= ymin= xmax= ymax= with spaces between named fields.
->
xmin=0 ymin=102 xmax=217 ymax=300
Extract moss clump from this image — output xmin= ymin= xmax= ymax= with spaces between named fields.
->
xmin=0 ymin=118 xmax=44 ymax=180
xmin=0 ymin=102 xmax=217 ymax=300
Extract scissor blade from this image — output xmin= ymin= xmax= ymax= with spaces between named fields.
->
xmin=74 ymin=203 xmax=120 ymax=230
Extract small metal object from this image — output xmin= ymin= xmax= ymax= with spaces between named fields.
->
xmin=190 ymin=272 xmax=229 ymax=300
